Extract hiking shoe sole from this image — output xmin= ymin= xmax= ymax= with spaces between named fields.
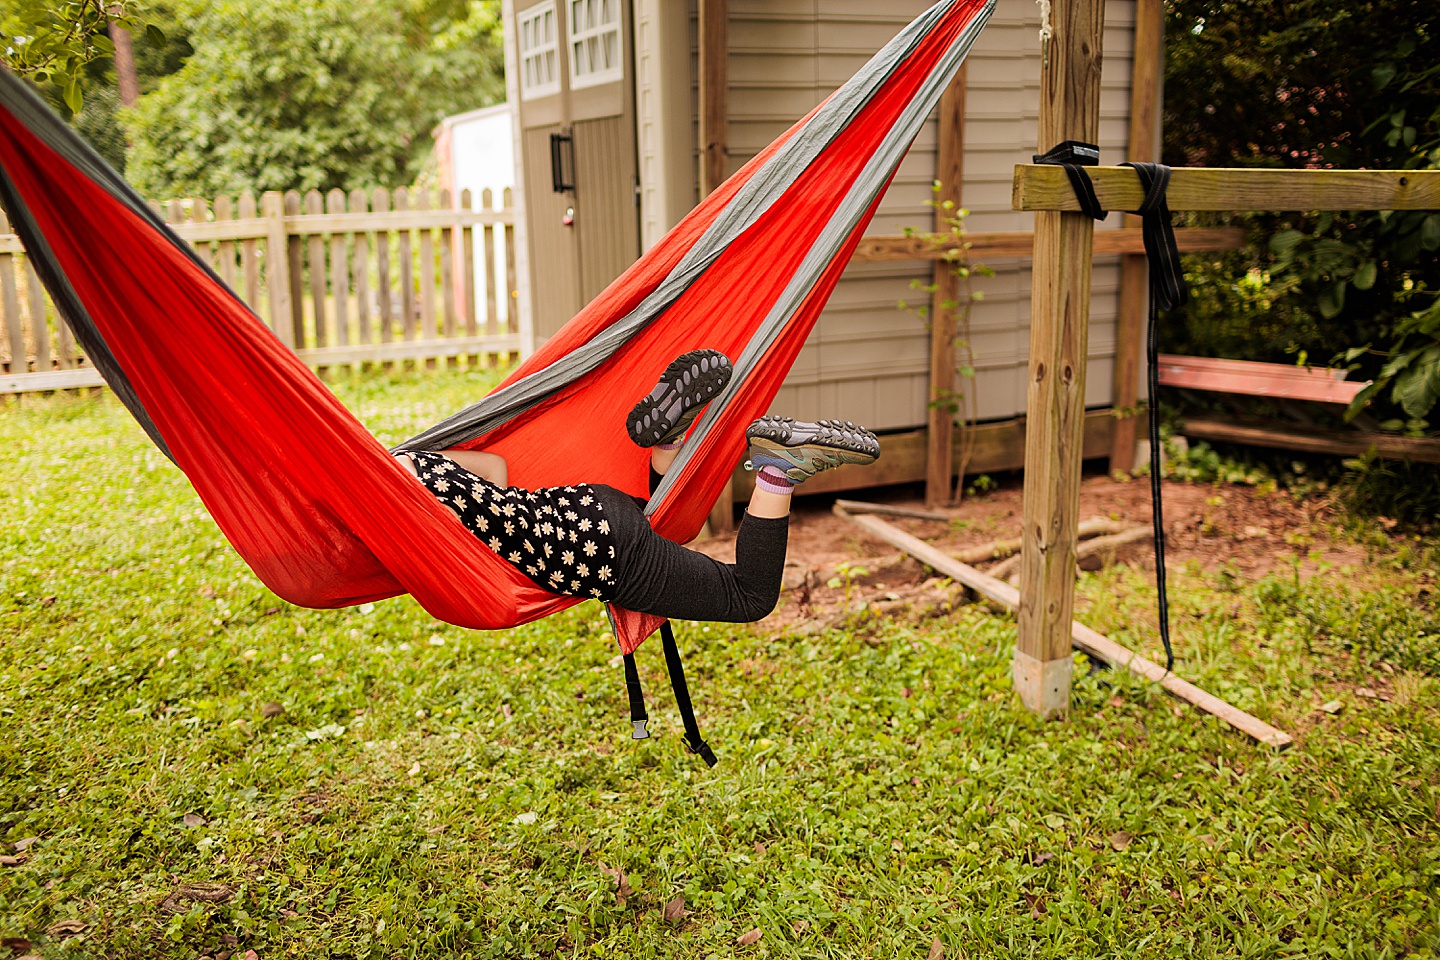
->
xmin=745 ymin=416 xmax=880 ymax=482
xmin=627 ymin=349 xmax=733 ymax=447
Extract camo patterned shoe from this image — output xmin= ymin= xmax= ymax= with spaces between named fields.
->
xmin=745 ymin=416 xmax=880 ymax=483
xmin=626 ymin=349 xmax=733 ymax=447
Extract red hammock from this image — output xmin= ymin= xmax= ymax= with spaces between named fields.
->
xmin=0 ymin=0 xmax=992 ymax=653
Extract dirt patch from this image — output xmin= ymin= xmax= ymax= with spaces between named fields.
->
xmin=693 ymin=473 xmax=1369 ymax=629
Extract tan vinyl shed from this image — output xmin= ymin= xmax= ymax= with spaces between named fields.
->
xmin=500 ymin=0 xmax=1161 ymax=507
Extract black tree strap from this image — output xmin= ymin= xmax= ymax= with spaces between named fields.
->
xmin=621 ymin=652 xmax=650 ymax=740
xmin=1118 ymin=161 xmax=1188 ymax=674
xmin=660 ymin=621 xmax=718 ymax=767
xmin=1033 ymin=140 xmax=1106 ymax=221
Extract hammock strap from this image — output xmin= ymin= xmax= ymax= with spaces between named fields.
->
xmin=1032 ymin=140 xmax=1105 ymax=220
xmin=621 ymin=652 xmax=651 ymax=740
xmin=1036 ymin=149 xmax=1187 ymax=673
xmin=1119 ymin=160 xmax=1188 ymax=674
xmin=661 ymin=621 xmax=717 ymax=767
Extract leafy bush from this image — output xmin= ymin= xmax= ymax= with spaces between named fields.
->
xmin=1163 ymin=0 xmax=1440 ymax=434
xmin=122 ymin=0 xmax=503 ymax=196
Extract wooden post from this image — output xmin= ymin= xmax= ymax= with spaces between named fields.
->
xmin=1109 ymin=0 xmax=1163 ymax=474
xmin=349 ymin=188 xmax=372 ymax=345
xmin=262 ymin=191 xmax=294 ymax=347
xmin=239 ymin=192 xmax=261 ymax=314
xmin=1015 ymin=0 xmax=1105 ymax=719
xmin=925 ymin=66 xmax=967 ymax=507
xmin=698 ymin=0 xmax=728 ymax=200
xmin=284 ymin=190 xmax=306 ymax=346
xmin=327 ymin=189 xmax=350 ymax=347
xmin=699 ymin=0 xmax=735 ymax=534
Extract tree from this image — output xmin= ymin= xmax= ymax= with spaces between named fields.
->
xmin=0 ymin=0 xmax=165 ymax=112
xmin=121 ymin=0 xmax=504 ymax=197
xmin=1163 ymin=0 xmax=1440 ymax=433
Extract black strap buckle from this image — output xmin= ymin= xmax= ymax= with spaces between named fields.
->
xmin=1033 ymin=140 xmax=1107 ymax=221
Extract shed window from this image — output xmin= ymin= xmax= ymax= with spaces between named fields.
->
xmin=519 ymin=3 xmax=560 ymax=99
xmin=567 ymin=0 xmax=623 ymax=88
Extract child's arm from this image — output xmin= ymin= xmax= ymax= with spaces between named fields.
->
xmin=439 ymin=449 xmax=508 ymax=488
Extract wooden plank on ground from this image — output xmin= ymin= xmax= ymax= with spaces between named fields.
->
xmin=835 ymin=508 xmax=1294 ymax=750
xmin=1181 ymin=415 xmax=1440 ymax=464
xmin=1014 ymin=165 xmax=1440 ymax=213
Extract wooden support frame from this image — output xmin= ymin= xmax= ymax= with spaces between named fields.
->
xmin=925 ymin=67 xmax=967 ymax=507
xmin=1014 ymin=0 xmax=1106 ymax=719
xmin=699 ymin=0 xmax=735 ymax=536
xmin=1013 ymin=19 xmax=1440 ymax=722
xmin=1014 ymin=166 xmax=1440 ymax=212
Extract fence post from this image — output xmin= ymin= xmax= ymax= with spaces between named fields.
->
xmin=262 ymin=191 xmax=294 ymax=347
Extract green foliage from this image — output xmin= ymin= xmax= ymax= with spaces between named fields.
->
xmin=0 ymin=0 xmax=160 ymax=112
xmin=3 ymin=372 xmax=1440 ymax=956
xmin=122 ymin=0 xmax=503 ymax=197
xmin=1163 ymin=0 xmax=1440 ymax=434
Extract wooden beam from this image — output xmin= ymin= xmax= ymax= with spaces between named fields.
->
xmin=1016 ymin=0 xmax=1106 ymax=719
xmin=697 ymin=0 xmax=728 ymax=196
xmin=835 ymin=510 xmax=1293 ymax=749
xmin=849 ymin=225 xmax=1244 ymax=263
xmin=698 ymin=0 xmax=733 ymax=534
xmin=1181 ymin=415 xmax=1440 ymax=464
xmin=926 ymin=66 xmax=967 ymax=507
xmin=728 ymin=408 xmax=1118 ymax=500
xmin=1015 ymin=165 xmax=1440 ymax=212
xmin=1109 ymin=0 xmax=1164 ymax=475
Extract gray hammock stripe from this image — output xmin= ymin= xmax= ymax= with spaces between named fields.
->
xmin=395 ymin=0 xmax=979 ymax=453
xmin=0 ymin=66 xmax=257 ymax=464
xmin=0 ymin=159 xmax=174 ymax=459
xmin=648 ymin=2 xmax=992 ymax=512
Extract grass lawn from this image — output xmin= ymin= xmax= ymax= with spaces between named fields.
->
xmin=2 ymin=368 xmax=1438 ymax=959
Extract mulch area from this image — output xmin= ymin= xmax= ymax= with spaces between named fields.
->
xmin=693 ymin=472 xmax=1365 ymax=629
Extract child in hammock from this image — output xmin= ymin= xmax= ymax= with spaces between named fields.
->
xmin=394 ymin=349 xmax=878 ymax=622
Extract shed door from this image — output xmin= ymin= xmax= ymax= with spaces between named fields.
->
xmin=513 ymin=0 xmax=641 ymax=343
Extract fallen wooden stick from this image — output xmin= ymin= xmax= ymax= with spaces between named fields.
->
xmin=947 ymin=516 xmax=1133 ymax=567
xmin=989 ymin=524 xmax=1154 ymax=582
xmin=832 ymin=499 xmax=953 ymax=522
xmin=835 ymin=506 xmax=1293 ymax=750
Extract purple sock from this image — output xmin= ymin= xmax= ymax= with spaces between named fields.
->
xmin=657 ymin=440 xmax=683 ymax=451
xmin=754 ymin=465 xmax=795 ymax=495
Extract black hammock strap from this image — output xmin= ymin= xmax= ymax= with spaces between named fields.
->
xmin=617 ymin=622 xmax=717 ymax=767
xmin=1119 ymin=160 xmax=1188 ymax=674
xmin=1033 ymin=140 xmax=1106 ymax=220
xmin=661 ymin=622 xmax=718 ymax=767
xmin=1035 ymin=147 xmax=1187 ymax=673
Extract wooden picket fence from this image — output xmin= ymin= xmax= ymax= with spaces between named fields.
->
xmin=0 ymin=186 xmax=522 ymax=394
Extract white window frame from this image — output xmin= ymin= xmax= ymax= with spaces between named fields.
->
xmin=518 ymin=2 xmax=561 ymax=100
xmin=566 ymin=0 xmax=624 ymax=89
